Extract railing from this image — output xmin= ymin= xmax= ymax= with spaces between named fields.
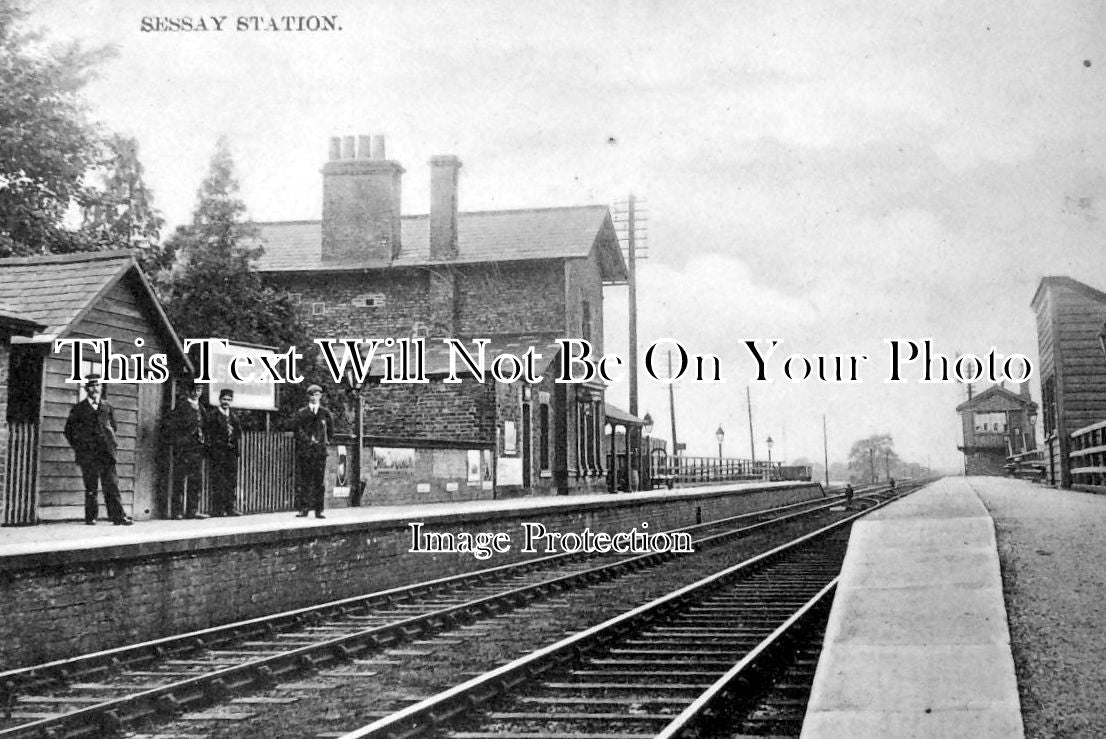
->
xmin=662 ymin=456 xmax=783 ymax=485
xmin=2 ymin=421 xmax=39 ymax=525
xmin=1069 ymin=420 xmax=1106 ymax=489
xmin=196 ymin=431 xmax=297 ymax=514
xmin=1004 ymin=448 xmax=1045 ymax=481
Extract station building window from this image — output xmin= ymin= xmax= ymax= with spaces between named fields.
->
xmin=974 ymin=412 xmax=1007 ymax=433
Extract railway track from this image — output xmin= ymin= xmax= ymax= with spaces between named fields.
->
xmin=0 ymin=488 xmax=881 ymax=739
xmin=339 ymin=484 xmax=919 ymax=739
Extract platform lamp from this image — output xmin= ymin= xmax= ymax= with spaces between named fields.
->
xmin=766 ymin=435 xmax=774 ymax=480
xmin=715 ymin=425 xmax=725 ymax=460
xmin=642 ymin=412 xmax=654 ymax=488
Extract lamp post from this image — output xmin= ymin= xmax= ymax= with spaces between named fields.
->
xmin=715 ymin=425 xmax=725 ymax=482
xmin=766 ymin=435 xmax=774 ymax=481
xmin=642 ymin=412 xmax=654 ymax=488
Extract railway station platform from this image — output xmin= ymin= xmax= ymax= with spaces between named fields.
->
xmin=0 ymin=479 xmax=822 ymax=670
xmin=803 ymin=476 xmax=1028 ymax=738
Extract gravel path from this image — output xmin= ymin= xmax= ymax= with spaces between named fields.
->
xmin=970 ymin=477 xmax=1106 ymax=739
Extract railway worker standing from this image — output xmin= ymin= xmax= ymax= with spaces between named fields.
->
xmin=844 ymin=483 xmax=854 ymax=504
xmin=64 ymin=375 xmax=132 ymax=526
xmin=206 ymin=388 xmax=243 ymax=517
xmin=168 ymin=383 xmax=210 ymax=520
xmin=293 ymin=384 xmax=333 ymax=519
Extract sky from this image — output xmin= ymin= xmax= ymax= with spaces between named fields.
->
xmin=23 ymin=0 xmax=1106 ymax=471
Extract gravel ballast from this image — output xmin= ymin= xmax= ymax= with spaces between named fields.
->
xmin=971 ymin=477 xmax=1106 ymax=739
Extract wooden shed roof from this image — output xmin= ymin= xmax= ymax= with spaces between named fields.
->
xmin=0 ymin=250 xmax=189 ymax=365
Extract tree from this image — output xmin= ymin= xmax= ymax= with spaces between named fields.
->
xmin=161 ymin=136 xmax=300 ymax=350
xmin=0 ymin=0 xmax=116 ymax=255
xmin=81 ymin=134 xmax=167 ymax=273
xmin=846 ymin=433 xmax=900 ymax=484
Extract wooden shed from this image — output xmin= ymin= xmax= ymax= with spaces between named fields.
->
xmin=1031 ymin=276 xmax=1106 ymax=488
xmin=0 ymin=251 xmax=189 ymax=523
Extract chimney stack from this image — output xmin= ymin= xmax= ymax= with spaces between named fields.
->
xmin=321 ymin=134 xmax=404 ymax=263
xmin=429 ymin=155 xmax=461 ymax=261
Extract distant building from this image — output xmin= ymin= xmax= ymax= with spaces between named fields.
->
xmin=255 ymin=136 xmax=629 ymax=503
xmin=1031 ymin=276 xmax=1106 ymax=487
xmin=0 ymin=251 xmax=190 ymax=523
xmin=956 ymin=383 xmax=1038 ymax=476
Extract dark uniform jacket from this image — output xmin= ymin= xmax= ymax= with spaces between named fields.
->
xmin=292 ymin=405 xmax=333 ymax=459
xmin=169 ymin=400 xmax=207 ymax=456
xmin=205 ymin=407 xmax=243 ymax=460
xmin=63 ymin=399 xmax=118 ymax=465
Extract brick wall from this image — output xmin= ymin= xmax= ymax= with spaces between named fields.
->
xmin=456 ymin=262 xmax=565 ymax=336
xmin=362 ymin=380 xmax=495 ymax=443
xmin=0 ymin=482 xmax=823 ymax=668
xmin=0 ymin=338 xmax=9 ymax=497
xmin=272 ymin=271 xmax=428 ymax=338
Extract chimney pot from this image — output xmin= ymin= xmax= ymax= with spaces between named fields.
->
xmin=371 ymin=135 xmax=386 ymax=160
xmin=320 ymin=137 xmax=405 ymax=264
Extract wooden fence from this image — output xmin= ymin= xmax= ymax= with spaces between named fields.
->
xmin=196 ymin=431 xmax=297 ymax=514
xmin=2 ymin=421 xmax=39 ymax=525
xmin=1070 ymin=420 xmax=1106 ymax=491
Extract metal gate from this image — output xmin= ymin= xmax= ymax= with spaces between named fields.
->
xmin=197 ymin=430 xmax=297 ymax=514
xmin=2 ymin=421 xmax=39 ymax=525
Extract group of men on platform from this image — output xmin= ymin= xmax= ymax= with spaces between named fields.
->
xmin=167 ymin=383 xmax=244 ymax=519
xmin=64 ymin=375 xmax=333 ymax=525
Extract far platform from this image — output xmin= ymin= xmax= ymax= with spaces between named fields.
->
xmin=803 ymin=476 xmax=1025 ymax=738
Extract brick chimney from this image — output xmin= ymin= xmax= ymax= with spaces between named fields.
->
xmin=429 ymin=155 xmax=461 ymax=261
xmin=321 ymin=135 xmax=404 ymax=262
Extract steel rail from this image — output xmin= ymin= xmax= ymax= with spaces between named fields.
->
xmin=0 ymin=489 xmax=858 ymax=738
xmin=653 ymin=579 xmax=837 ymax=738
xmin=335 ymin=495 xmax=904 ymax=739
xmin=0 ymin=490 xmax=835 ymax=700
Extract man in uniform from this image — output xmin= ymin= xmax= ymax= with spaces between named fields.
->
xmin=64 ymin=375 xmax=131 ymax=525
xmin=293 ymin=384 xmax=333 ymax=519
xmin=169 ymin=383 xmax=209 ymax=519
xmin=206 ymin=388 xmax=243 ymax=516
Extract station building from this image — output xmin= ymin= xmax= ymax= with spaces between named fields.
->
xmin=0 ymin=251 xmax=190 ymax=523
xmin=955 ymin=383 xmax=1037 ymax=476
xmin=255 ymin=136 xmax=630 ymax=503
xmin=1031 ymin=276 xmax=1106 ymax=489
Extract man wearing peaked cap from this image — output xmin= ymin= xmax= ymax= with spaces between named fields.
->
xmin=292 ymin=384 xmax=333 ymax=519
xmin=63 ymin=375 xmax=131 ymax=525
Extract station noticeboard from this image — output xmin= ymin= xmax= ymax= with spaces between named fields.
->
xmin=205 ymin=341 xmax=280 ymax=411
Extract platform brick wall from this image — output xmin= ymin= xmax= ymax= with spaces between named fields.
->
xmin=0 ymin=483 xmax=823 ymax=668
xmin=0 ymin=339 xmax=9 ymax=497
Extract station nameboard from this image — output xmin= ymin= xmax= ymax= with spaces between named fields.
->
xmin=205 ymin=341 xmax=280 ymax=411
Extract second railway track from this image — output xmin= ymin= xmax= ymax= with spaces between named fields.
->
xmin=0 ymin=483 xmax=912 ymax=738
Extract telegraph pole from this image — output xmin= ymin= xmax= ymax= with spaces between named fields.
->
xmin=613 ymin=195 xmax=648 ymax=416
xmin=746 ymin=386 xmax=755 ymax=461
xmin=823 ymin=414 xmax=829 ymax=486
xmin=628 ymin=194 xmax=638 ymax=415
xmin=668 ymin=350 xmax=679 ymax=456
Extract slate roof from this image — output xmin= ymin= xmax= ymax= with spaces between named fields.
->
xmin=254 ymin=205 xmax=628 ymax=281
xmin=0 ymin=301 xmax=42 ymax=335
xmin=0 ymin=251 xmax=188 ymax=364
xmin=955 ymin=384 xmax=1037 ymax=413
xmin=1031 ymin=275 xmax=1106 ymax=310
xmin=605 ymin=403 xmax=649 ymax=427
